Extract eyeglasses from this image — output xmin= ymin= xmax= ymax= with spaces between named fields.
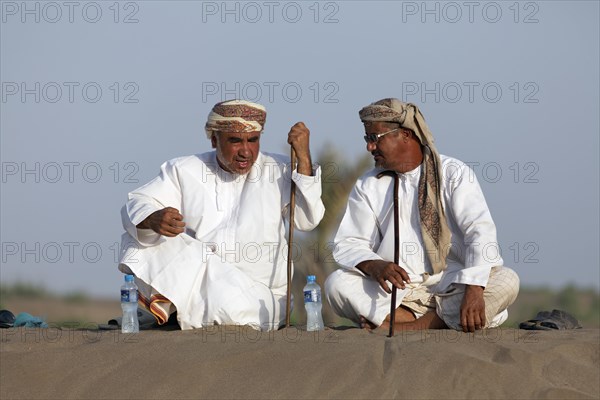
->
xmin=363 ymin=128 xmax=400 ymax=144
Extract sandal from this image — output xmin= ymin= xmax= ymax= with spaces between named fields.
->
xmin=519 ymin=309 xmax=582 ymax=330
xmin=0 ymin=310 xmax=16 ymax=328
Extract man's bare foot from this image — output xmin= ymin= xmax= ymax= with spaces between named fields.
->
xmin=359 ymin=316 xmax=379 ymax=330
xmin=391 ymin=311 xmax=448 ymax=331
xmin=359 ymin=306 xmax=418 ymax=331
xmin=360 ymin=311 xmax=448 ymax=333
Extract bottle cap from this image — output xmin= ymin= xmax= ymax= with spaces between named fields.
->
xmin=124 ymin=274 xmax=134 ymax=282
xmin=307 ymin=275 xmax=316 ymax=282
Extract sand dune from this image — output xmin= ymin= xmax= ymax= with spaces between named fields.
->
xmin=1 ymin=326 xmax=598 ymax=399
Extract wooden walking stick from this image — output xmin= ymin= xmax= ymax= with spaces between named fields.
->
xmin=285 ymin=148 xmax=297 ymax=327
xmin=388 ymin=172 xmax=399 ymax=338
xmin=377 ymin=170 xmax=400 ymax=337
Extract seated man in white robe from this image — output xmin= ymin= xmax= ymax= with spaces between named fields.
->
xmin=325 ymin=98 xmax=519 ymax=333
xmin=118 ymin=100 xmax=325 ymax=330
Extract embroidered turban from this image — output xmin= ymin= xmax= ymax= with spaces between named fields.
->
xmin=205 ymin=100 xmax=267 ymax=139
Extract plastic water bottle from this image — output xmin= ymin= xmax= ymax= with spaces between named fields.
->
xmin=304 ymin=275 xmax=324 ymax=331
xmin=121 ymin=274 xmax=139 ymax=333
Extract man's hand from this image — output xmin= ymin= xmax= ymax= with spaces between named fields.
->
xmin=136 ymin=207 xmax=186 ymax=237
xmin=460 ymin=284 xmax=486 ymax=332
xmin=287 ymin=122 xmax=313 ymax=176
xmin=356 ymin=260 xmax=411 ymax=293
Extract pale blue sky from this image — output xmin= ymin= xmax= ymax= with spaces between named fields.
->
xmin=1 ymin=1 xmax=599 ymax=297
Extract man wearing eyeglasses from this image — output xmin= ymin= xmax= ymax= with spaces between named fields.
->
xmin=325 ymin=98 xmax=519 ymax=333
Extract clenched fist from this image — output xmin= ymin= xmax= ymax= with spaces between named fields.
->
xmin=137 ymin=207 xmax=186 ymax=237
xmin=287 ymin=122 xmax=313 ymax=176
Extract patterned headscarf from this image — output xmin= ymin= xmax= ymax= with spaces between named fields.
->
xmin=205 ymin=100 xmax=267 ymax=139
xmin=359 ymin=98 xmax=451 ymax=274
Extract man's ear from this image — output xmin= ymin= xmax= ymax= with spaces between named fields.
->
xmin=211 ymin=134 xmax=217 ymax=149
xmin=400 ymin=128 xmax=412 ymax=139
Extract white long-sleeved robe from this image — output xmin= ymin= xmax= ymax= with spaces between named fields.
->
xmin=118 ymin=151 xmax=325 ymax=330
xmin=330 ymin=155 xmax=507 ymax=324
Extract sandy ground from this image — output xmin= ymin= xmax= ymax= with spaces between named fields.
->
xmin=1 ymin=326 xmax=598 ymax=400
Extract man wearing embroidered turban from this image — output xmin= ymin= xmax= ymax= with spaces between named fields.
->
xmin=118 ymin=100 xmax=325 ymax=330
xmin=325 ymin=98 xmax=519 ymax=332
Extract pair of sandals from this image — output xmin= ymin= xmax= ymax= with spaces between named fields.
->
xmin=519 ymin=309 xmax=582 ymax=330
xmin=0 ymin=310 xmax=48 ymax=328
